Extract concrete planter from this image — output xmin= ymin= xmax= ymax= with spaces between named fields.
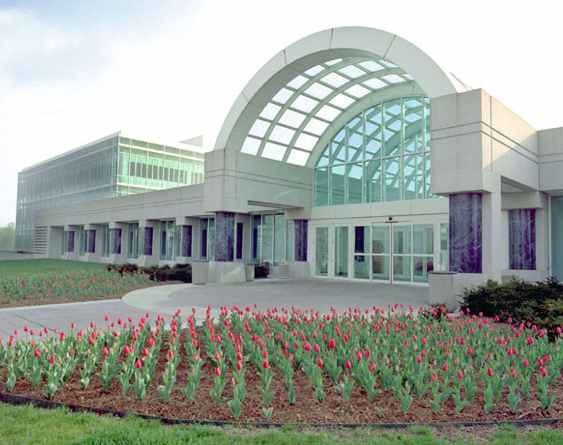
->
xmin=192 ymin=261 xmax=209 ymax=285
xmin=245 ymin=265 xmax=255 ymax=281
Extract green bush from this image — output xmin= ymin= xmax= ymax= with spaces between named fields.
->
xmin=461 ymin=278 xmax=563 ymax=336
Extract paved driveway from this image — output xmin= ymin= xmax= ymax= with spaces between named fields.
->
xmin=124 ymin=279 xmax=429 ymax=315
xmin=0 ymin=299 xmax=157 ymax=339
xmin=0 ymin=279 xmax=429 ymax=338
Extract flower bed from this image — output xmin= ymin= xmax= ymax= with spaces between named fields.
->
xmin=0 ymin=306 xmax=561 ymax=424
xmin=0 ymin=270 xmax=153 ymax=306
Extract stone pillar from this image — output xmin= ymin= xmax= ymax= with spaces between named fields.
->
xmin=449 ymin=193 xmax=482 ymax=273
xmin=207 ymin=212 xmax=244 ymax=284
xmin=508 ymin=209 xmax=536 ymax=270
xmin=214 ymin=212 xmax=234 ymax=261
xmin=294 ymin=219 xmax=308 ymax=262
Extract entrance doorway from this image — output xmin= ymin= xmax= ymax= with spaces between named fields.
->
xmin=314 ymin=223 xmax=435 ymax=284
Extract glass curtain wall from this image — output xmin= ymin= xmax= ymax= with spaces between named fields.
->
xmin=315 ymin=227 xmax=329 ymax=276
xmin=314 ymin=96 xmax=431 ymax=206
xmin=199 ymin=218 xmax=215 ymax=261
xmin=159 ymin=221 xmax=177 ymax=261
xmin=250 ymin=214 xmax=287 ymax=265
xmin=127 ymin=223 xmax=139 ymax=259
xmin=335 ymin=226 xmax=348 ymax=277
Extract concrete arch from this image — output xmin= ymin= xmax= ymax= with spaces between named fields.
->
xmin=215 ymin=26 xmax=460 ymax=162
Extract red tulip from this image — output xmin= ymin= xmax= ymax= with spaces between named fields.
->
xmin=328 ymin=338 xmax=336 ymax=350
xmin=522 ymin=358 xmax=529 ymax=368
xmin=317 ymin=357 xmax=324 ymax=369
xmin=487 ymin=367 xmax=494 ymax=378
xmin=303 ymin=342 xmax=311 ymax=352
xmin=34 ymin=348 xmax=41 ymax=358
xmin=538 ymin=367 xmax=548 ymax=377
xmin=167 ymin=350 xmax=174 ymax=361
xmin=262 ymin=359 xmax=269 ymax=369
xmin=369 ymin=361 xmax=376 ymax=372
xmin=344 ymin=360 xmax=352 ymax=370
xmin=313 ymin=343 xmax=320 ymax=353
xmin=135 ymin=359 xmax=143 ymax=369
xmin=236 ymin=361 xmax=243 ymax=371
xmin=103 ymin=347 xmax=110 ymax=358
xmin=215 ymin=367 xmax=222 ymax=376
xmin=49 ymin=354 xmax=55 ymax=365
xmin=441 ymin=362 xmax=449 ymax=372
xmin=457 ymin=369 xmax=464 ymax=381
xmin=431 ymin=372 xmax=438 ymax=382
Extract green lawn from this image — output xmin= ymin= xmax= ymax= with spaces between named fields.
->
xmin=0 ymin=403 xmax=561 ymax=445
xmin=0 ymin=259 xmax=104 ymax=277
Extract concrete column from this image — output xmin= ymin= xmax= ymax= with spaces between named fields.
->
xmin=47 ymin=226 xmax=64 ymax=258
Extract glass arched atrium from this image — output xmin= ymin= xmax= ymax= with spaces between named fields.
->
xmin=313 ymin=96 xmax=431 ymax=206
xmin=240 ymin=56 xmax=420 ymax=166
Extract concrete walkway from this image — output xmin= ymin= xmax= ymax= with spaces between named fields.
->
xmin=0 ymin=299 xmax=158 ymax=339
xmin=123 ymin=279 xmax=429 ymax=316
xmin=0 ymin=279 xmax=429 ymax=338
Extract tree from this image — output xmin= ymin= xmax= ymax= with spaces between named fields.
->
xmin=0 ymin=223 xmax=15 ymax=250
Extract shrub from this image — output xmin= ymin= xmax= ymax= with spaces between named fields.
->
xmin=461 ymin=278 xmax=563 ymax=336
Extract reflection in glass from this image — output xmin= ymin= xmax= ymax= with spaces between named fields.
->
xmin=316 ymin=227 xmax=329 ymax=276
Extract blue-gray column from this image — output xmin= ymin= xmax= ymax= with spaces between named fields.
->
xmin=215 ymin=212 xmax=235 ymax=261
xmin=294 ymin=220 xmax=308 ymax=262
xmin=449 ymin=193 xmax=482 ymax=273
xmin=509 ymin=209 xmax=536 ymax=270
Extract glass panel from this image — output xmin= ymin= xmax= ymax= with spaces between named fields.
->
xmin=208 ymin=219 xmax=215 ymax=261
xmin=315 ymin=227 xmax=329 ymax=276
xmin=393 ymin=225 xmax=411 ymax=254
xmin=439 ymin=223 xmax=448 ymax=271
xmin=335 ymin=226 xmax=348 ymax=277
xmin=371 ymin=255 xmax=389 ymax=281
xmin=346 ymin=163 xmax=363 ymax=204
xmin=384 ymin=158 xmax=401 ymax=201
xmin=330 ymin=165 xmax=345 ymax=205
xmin=383 ymin=100 xmax=402 ymax=157
xmin=413 ymin=224 xmax=433 ymax=254
xmin=371 ymin=226 xmax=389 ymax=254
xmin=404 ymin=155 xmax=424 ymax=200
xmin=393 ymin=256 xmax=411 ymax=282
xmin=314 ymin=167 xmax=329 ymax=206
xmin=365 ymin=160 xmax=381 ymax=203
xmin=413 ymin=256 xmax=433 ymax=282
xmin=261 ymin=215 xmax=274 ymax=264
xmin=274 ymin=214 xmax=286 ymax=265
xmin=200 ymin=219 xmax=208 ymax=259
xmin=354 ymin=255 xmax=369 ymax=279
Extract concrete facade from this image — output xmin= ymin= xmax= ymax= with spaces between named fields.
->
xmin=20 ymin=27 xmax=563 ymax=305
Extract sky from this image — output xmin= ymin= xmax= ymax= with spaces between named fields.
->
xmin=1 ymin=0 xmax=563 ymax=225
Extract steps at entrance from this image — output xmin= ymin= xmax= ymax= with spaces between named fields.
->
xmin=270 ymin=264 xmax=289 ymax=279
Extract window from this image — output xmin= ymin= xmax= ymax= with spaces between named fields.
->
xmin=314 ymin=96 xmax=431 ymax=206
xmin=182 ymin=225 xmax=192 ymax=257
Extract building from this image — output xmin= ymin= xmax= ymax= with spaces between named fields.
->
xmin=19 ymin=27 xmax=563 ymax=305
xmin=15 ymin=132 xmax=205 ymax=252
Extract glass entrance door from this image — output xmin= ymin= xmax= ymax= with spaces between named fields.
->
xmin=371 ymin=225 xmax=390 ymax=281
xmin=315 ymin=227 xmax=329 ymax=276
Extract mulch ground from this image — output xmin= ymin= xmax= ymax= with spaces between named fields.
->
xmin=1 ymin=331 xmax=561 ymax=425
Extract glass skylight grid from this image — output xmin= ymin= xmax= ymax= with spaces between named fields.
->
xmin=239 ymin=55 xmax=417 ymax=166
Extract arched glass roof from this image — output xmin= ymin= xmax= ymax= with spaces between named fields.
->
xmin=240 ymin=56 xmax=418 ymax=166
